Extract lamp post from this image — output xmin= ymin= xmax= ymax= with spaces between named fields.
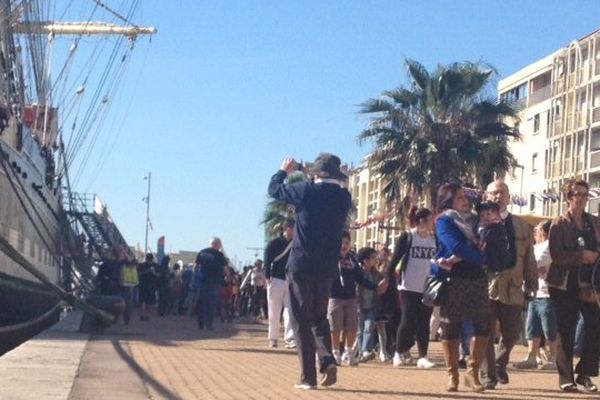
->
xmin=515 ymin=164 xmax=525 ymax=214
xmin=143 ymin=172 xmax=151 ymax=254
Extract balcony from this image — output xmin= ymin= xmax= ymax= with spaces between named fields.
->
xmin=554 ymin=79 xmax=565 ymax=94
xmin=596 ymin=59 xmax=600 ymax=76
xmin=563 ymin=158 xmax=572 ymax=174
xmin=551 ymin=162 xmax=561 ymax=177
xmin=528 ymin=85 xmax=551 ymax=106
xmin=591 ymin=151 xmax=600 ymax=168
xmin=590 ymin=197 xmax=600 ymax=215
xmin=593 ymin=107 xmax=600 ymax=124
xmin=566 ymin=111 xmax=585 ymax=129
xmin=553 ymin=122 xmax=563 ymax=136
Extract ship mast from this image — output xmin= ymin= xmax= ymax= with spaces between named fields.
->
xmin=13 ymin=22 xmax=157 ymax=38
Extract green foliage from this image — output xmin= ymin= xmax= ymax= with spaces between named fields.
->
xmin=359 ymin=59 xmax=520 ymax=206
xmin=261 ymin=173 xmax=307 ymax=241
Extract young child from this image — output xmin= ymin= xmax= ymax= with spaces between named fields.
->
xmin=474 ymin=200 xmax=512 ymax=273
xmin=435 ymin=201 xmax=511 ymax=274
xmin=329 ymin=232 xmax=383 ymax=366
xmin=356 ymin=247 xmax=384 ymax=362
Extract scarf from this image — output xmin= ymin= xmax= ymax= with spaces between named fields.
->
xmin=441 ymin=209 xmax=478 ymax=244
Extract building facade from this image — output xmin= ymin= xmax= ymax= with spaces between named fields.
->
xmin=499 ymin=29 xmax=600 ymax=217
xmin=348 ymin=165 xmax=404 ymax=251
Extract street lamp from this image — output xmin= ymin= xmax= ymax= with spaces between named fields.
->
xmin=515 ymin=164 xmax=525 ymax=214
xmin=143 ymin=172 xmax=151 ymax=254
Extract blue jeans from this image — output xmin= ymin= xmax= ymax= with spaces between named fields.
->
xmin=525 ymin=298 xmax=557 ymax=341
xmin=360 ymin=308 xmax=377 ymax=352
xmin=198 ymin=283 xmax=220 ymax=329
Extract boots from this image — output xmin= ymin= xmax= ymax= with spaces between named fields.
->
xmin=463 ymin=336 xmax=488 ymax=393
xmin=442 ymin=340 xmax=460 ymax=392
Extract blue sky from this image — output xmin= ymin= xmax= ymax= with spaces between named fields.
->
xmin=69 ymin=1 xmax=599 ymax=267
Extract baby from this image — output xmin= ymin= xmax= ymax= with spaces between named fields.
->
xmin=434 ymin=201 xmax=511 ymax=273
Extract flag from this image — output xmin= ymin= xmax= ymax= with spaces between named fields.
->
xmin=157 ymin=236 xmax=165 ymax=264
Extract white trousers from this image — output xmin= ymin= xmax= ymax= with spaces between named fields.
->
xmin=267 ymin=277 xmax=294 ymax=341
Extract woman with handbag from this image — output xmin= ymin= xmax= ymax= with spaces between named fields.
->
xmin=434 ymin=183 xmax=489 ymax=393
xmin=547 ymin=178 xmax=600 ymax=393
xmin=388 ymin=206 xmax=437 ymax=369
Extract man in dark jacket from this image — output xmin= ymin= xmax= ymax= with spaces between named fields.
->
xmin=265 ymin=219 xmax=296 ymax=348
xmin=268 ymin=153 xmax=352 ymax=390
xmin=196 ymin=237 xmax=227 ymax=330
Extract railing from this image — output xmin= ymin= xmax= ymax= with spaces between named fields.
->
xmin=553 ymin=122 xmax=563 ymax=136
xmin=590 ymin=197 xmax=600 ymax=215
xmin=528 ymin=85 xmax=551 ymax=106
xmin=551 ymin=162 xmax=560 ymax=177
xmin=593 ymin=107 xmax=600 ymax=124
xmin=563 ymin=159 xmax=572 ymax=174
xmin=566 ymin=111 xmax=585 ymax=129
xmin=65 ymin=192 xmax=96 ymax=213
xmin=591 ymin=151 xmax=600 ymax=169
xmin=554 ymin=79 xmax=565 ymax=94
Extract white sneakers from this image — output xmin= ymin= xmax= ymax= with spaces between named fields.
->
xmin=393 ymin=352 xmax=436 ymax=368
xmin=393 ymin=351 xmax=414 ymax=366
xmin=345 ymin=351 xmax=359 ymax=366
xmin=333 ymin=349 xmax=342 ymax=365
xmin=416 ymin=357 xmax=436 ymax=369
xmin=379 ymin=351 xmax=390 ymax=363
xmin=334 ymin=349 xmax=359 ymax=366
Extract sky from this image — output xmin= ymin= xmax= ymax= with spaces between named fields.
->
xmin=63 ymin=0 xmax=600 ymax=268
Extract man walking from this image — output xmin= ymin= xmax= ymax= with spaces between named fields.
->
xmin=483 ymin=180 xmax=538 ymax=389
xmin=196 ymin=237 xmax=227 ymax=330
xmin=265 ymin=219 xmax=296 ymax=348
xmin=268 ymin=153 xmax=352 ymax=390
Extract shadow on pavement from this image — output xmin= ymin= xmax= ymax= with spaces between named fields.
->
xmin=111 ymin=338 xmax=182 ymax=400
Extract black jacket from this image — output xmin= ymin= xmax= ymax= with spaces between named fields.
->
xmin=331 ymin=253 xmax=377 ymax=299
xmin=195 ymin=248 xmax=226 ymax=285
xmin=264 ymin=236 xmax=291 ymax=280
xmin=268 ymin=170 xmax=352 ymax=279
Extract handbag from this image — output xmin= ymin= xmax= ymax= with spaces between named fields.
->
xmin=578 ymin=259 xmax=600 ymax=304
xmin=422 ymin=275 xmax=448 ymax=307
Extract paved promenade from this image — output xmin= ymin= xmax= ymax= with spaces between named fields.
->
xmin=1 ymin=310 xmax=598 ymax=399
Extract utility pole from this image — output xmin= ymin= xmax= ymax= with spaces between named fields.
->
xmin=143 ymin=172 xmax=151 ymax=254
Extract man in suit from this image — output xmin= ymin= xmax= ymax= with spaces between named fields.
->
xmin=483 ymin=180 xmax=538 ymax=389
xmin=268 ymin=153 xmax=352 ymax=390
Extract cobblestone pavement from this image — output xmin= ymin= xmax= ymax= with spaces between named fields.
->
xmin=67 ymin=312 xmax=599 ymax=400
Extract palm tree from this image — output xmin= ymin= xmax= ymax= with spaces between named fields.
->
xmin=261 ymin=173 xmax=306 ymax=241
xmin=359 ymin=59 xmax=520 ymax=207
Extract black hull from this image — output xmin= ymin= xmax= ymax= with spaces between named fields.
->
xmin=0 ymin=271 xmax=60 ymax=355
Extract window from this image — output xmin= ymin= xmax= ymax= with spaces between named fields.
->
xmin=530 ymin=194 xmax=536 ymax=212
xmin=532 ymin=153 xmax=538 ymax=173
xmin=500 ymin=83 xmax=528 ymax=104
xmin=592 ymin=129 xmax=600 ymax=151
xmin=533 ymin=114 xmax=540 ymax=134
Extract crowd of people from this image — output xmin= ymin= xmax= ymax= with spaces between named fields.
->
xmin=95 ymin=152 xmax=600 ymax=395
xmin=93 ymin=239 xmax=282 ymax=328
xmin=265 ymin=153 xmax=600 ymax=394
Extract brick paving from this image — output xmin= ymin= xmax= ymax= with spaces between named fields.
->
xmin=68 ymin=312 xmax=599 ymax=400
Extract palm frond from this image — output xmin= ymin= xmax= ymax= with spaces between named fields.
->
xmin=405 ymin=59 xmax=430 ymax=91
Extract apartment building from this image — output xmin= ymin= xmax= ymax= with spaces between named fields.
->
xmin=499 ymin=28 xmax=600 ymax=217
xmin=348 ymin=165 xmax=403 ymax=251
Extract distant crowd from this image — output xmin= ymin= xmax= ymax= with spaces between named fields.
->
xmin=93 ymin=240 xmax=279 ymax=327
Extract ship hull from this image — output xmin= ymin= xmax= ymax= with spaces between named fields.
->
xmin=0 ymin=270 xmax=60 ymax=355
xmin=0 ymin=136 xmax=63 ymax=355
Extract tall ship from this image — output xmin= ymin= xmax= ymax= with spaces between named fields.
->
xmin=0 ymin=0 xmax=154 ymax=354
